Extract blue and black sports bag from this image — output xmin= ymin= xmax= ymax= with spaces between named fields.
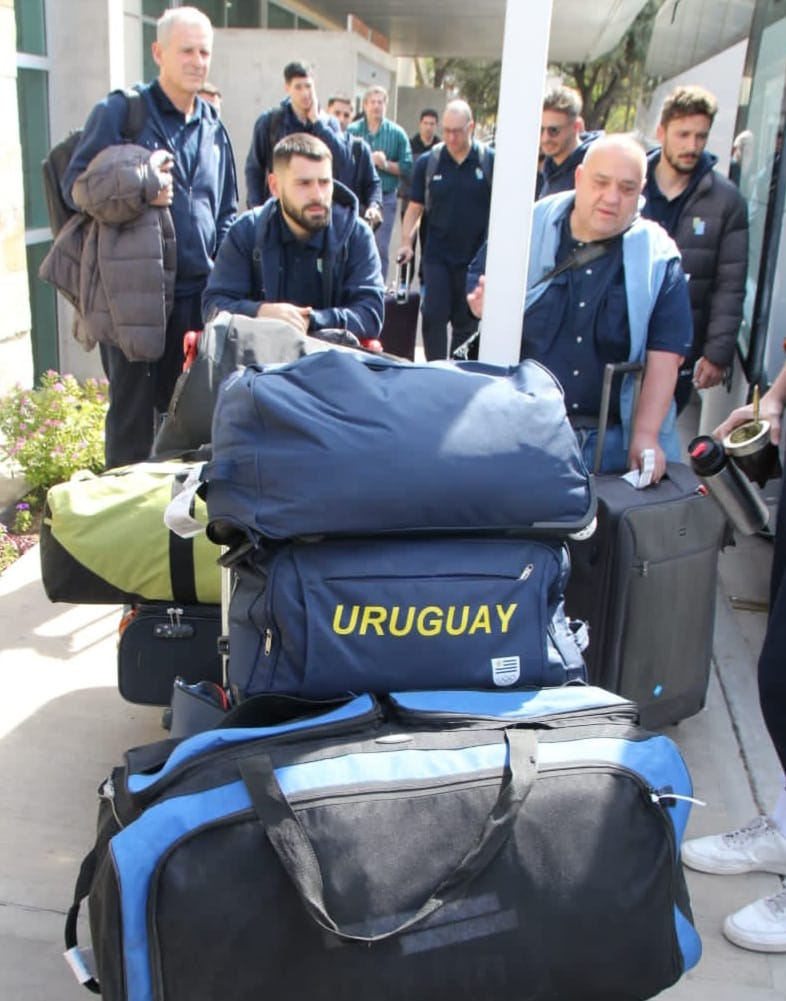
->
xmin=226 ymin=535 xmax=586 ymax=699
xmin=65 ymin=686 xmax=700 ymax=1001
xmin=204 ymin=353 xmax=595 ymax=546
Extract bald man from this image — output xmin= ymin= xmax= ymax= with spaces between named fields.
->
xmin=467 ymin=135 xmax=692 ymax=479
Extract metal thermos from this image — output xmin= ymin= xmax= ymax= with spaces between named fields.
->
xmin=688 ymin=435 xmax=770 ymax=536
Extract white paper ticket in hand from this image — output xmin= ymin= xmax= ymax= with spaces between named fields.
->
xmin=622 ymin=449 xmax=655 ymax=489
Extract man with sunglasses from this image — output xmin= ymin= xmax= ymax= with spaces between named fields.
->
xmin=538 ymin=86 xmax=602 ymax=199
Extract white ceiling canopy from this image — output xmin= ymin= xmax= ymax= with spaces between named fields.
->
xmin=302 ymin=0 xmax=650 ymax=61
xmin=645 ymin=0 xmax=756 ymax=77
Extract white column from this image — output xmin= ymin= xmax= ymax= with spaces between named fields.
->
xmin=478 ymin=0 xmax=553 ymax=365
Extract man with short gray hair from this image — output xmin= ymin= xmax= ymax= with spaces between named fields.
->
xmin=61 ymin=5 xmax=237 ymax=467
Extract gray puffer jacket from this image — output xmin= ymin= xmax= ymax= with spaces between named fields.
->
xmin=39 ymin=143 xmax=176 ymax=361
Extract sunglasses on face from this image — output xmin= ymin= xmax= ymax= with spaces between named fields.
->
xmin=540 ymin=124 xmax=566 ymax=137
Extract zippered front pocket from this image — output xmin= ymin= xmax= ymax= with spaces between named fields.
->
xmin=232 ymin=536 xmax=584 ymax=698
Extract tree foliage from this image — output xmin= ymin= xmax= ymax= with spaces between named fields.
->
xmin=420 ymin=0 xmax=665 ymax=134
xmin=557 ymin=0 xmax=665 ymax=131
xmin=425 ymin=58 xmax=501 ymax=127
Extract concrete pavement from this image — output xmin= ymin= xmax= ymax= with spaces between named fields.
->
xmin=1 ymin=514 xmax=786 ymax=998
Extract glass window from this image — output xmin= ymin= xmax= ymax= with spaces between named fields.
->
xmin=28 ymin=243 xmax=59 ymax=379
xmin=737 ymin=14 xmax=786 ymax=373
xmin=228 ymin=0 xmax=262 ymax=27
xmin=297 ymin=17 xmax=318 ymax=30
xmin=268 ymin=3 xmax=295 ymax=29
xmin=17 ymin=68 xmax=50 ymax=231
xmin=142 ymin=0 xmax=167 ymax=16
xmin=16 ymin=0 xmax=47 ymax=56
xmin=143 ymin=22 xmax=158 ymax=82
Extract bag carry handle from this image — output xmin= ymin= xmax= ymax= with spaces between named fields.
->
xmin=239 ymin=728 xmax=537 ymax=944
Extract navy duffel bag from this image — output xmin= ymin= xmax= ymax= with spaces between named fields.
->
xmin=204 ymin=353 xmax=594 ymax=545
xmin=226 ymin=535 xmax=586 ymax=700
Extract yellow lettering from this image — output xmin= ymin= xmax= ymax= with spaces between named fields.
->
xmin=389 ymin=606 xmax=416 ymax=637
xmin=417 ymin=605 xmax=443 ymax=636
xmin=445 ymin=605 xmax=470 ymax=636
xmin=496 ymin=603 xmax=518 ymax=633
xmin=359 ymin=606 xmax=387 ymax=636
xmin=468 ymin=605 xmax=492 ymax=635
xmin=333 ymin=604 xmax=359 ymax=635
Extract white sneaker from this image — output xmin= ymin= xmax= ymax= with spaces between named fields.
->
xmin=723 ymin=882 xmax=786 ymax=952
xmin=681 ymin=816 xmax=786 ymax=875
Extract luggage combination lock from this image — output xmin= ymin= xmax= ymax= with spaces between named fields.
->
xmin=154 ymin=607 xmax=195 ymax=640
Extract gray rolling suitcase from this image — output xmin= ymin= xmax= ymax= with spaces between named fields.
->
xmin=564 ymin=363 xmax=727 ymax=729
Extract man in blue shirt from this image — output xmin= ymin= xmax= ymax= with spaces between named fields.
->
xmin=62 ymin=6 xmax=237 ymax=467
xmin=468 ymin=134 xmax=692 ymax=482
xmin=203 ymin=133 xmax=383 ymax=340
xmin=398 ymin=99 xmax=493 ymax=360
xmin=348 ymin=86 xmax=413 ymax=281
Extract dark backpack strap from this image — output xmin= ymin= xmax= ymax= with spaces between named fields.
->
xmin=121 ymin=88 xmax=147 ymax=142
xmin=64 ymin=847 xmax=101 ymax=993
xmin=424 ymin=143 xmax=444 ymax=214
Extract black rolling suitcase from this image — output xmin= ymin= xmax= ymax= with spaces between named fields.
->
xmin=117 ymin=602 xmax=223 ymax=706
xmin=380 ymin=261 xmax=419 ymax=360
xmin=565 ymin=363 xmax=727 ymax=729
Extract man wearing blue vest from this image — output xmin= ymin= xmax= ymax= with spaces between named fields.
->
xmin=467 ymin=134 xmax=692 ymax=483
xmin=398 ymin=99 xmax=494 ymax=360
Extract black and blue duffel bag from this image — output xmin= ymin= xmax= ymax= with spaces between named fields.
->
xmin=65 ymin=686 xmax=701 ymax=1001
xmin=226 ymin=535 xmax=586 ymax=699
xmin=203 ymin=352 xmax=595 ymax=545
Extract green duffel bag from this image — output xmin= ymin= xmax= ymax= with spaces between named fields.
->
xmin=40 ymin=460 xmax=221 ymax=605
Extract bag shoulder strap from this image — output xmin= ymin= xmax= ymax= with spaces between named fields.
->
xmin=424 ymin=143 xmax=444 ymax=214
xmin=120 ymin=88 xmax=147 ymax=142
xmin=239 ymin=727 xmax=536 ymax=944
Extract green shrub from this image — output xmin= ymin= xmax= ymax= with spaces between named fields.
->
xmin=0 ymin=522 xmax=19 ymax=573
xmin=0 ymin=371 xmax=107 ymax=503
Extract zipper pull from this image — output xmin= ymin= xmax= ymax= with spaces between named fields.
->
xmin=264 ymin=628 xmax=273 ymax=656
xmin=651 ymin=787 xmax=706 ymax=808
xmin=520 ymin=563 xmax=534 ymax=581
xmin=99 ymin=776 xmax=125 ymax=829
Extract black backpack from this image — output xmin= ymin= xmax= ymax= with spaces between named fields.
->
xmin=41 ymin=88 xmax=147 ymax=237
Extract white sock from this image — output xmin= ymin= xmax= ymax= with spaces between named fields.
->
xmin=771 ymin=783 xmax=786 ymax=838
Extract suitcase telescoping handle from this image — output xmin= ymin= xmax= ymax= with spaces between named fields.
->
xmin=239 ymin=728 xmax=537 ymax=944
xmin=594 ymin=361 xmax=644 ymax=475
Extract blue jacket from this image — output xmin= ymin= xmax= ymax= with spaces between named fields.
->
xmin=62 ymin=82 xmax=237 ymax=299
xmin=526 ymin=190 xmax=683 ymax=458
xmin=334 ymin=133 xmax=382 ymax=213
xmin=202 ymin=181 xmax=384 ymax=338
xmin=244 ymin=98 xmax=348 ymax=208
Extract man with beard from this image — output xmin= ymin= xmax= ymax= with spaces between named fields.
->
xmin=642 ymin=86 xmax=748 ymax=412
xmin=202 ymin=133 xmax=383 ymax=339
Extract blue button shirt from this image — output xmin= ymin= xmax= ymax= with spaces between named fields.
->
xmin=523 ymin=216 xmax=692 ymax=419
